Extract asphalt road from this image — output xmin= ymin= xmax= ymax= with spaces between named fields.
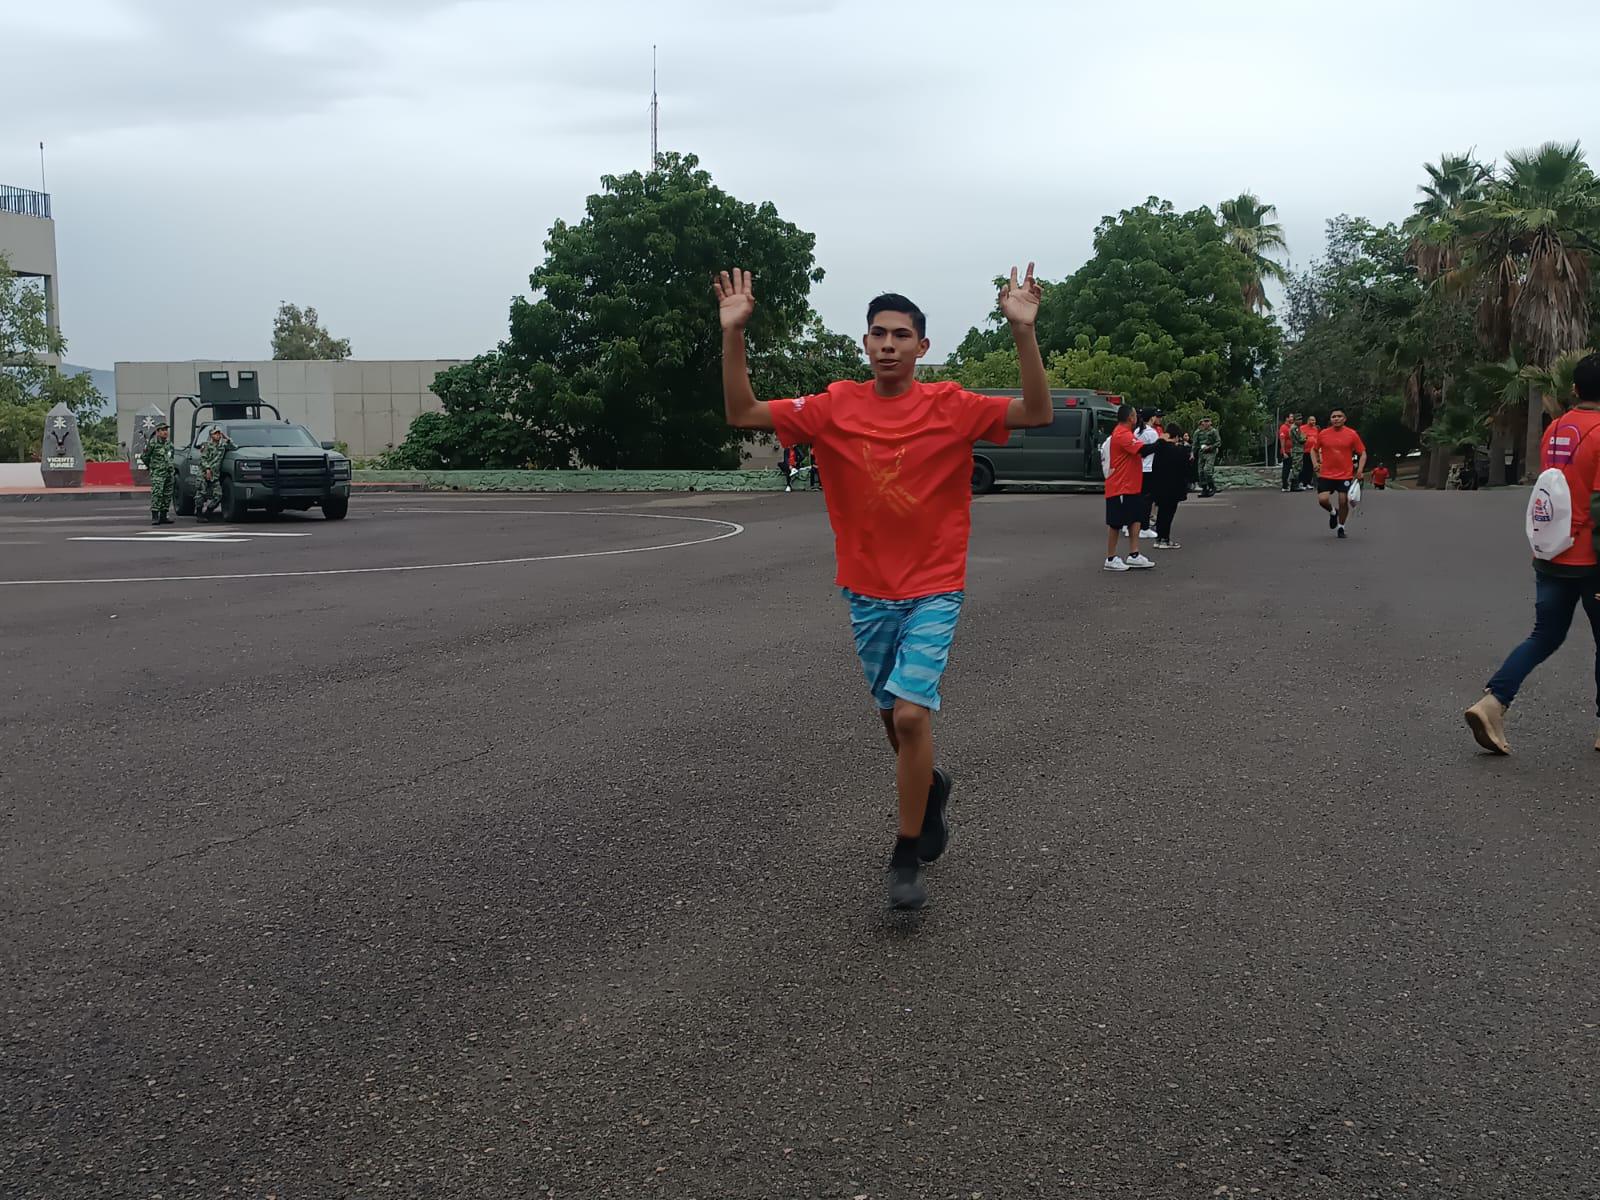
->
xmin=2 ymin=489 xmax=1597 ymax=1199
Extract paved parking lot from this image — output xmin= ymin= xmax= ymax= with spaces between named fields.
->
xmin=2 ymin=488 xmax=1597 ymax=1198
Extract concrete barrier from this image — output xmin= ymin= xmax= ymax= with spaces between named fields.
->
xmin=353 ymin=470 xmax=788 ymax=492
xmin=352 ymin=467 xmax=1276 ymax=493
xmin=0 ymin=464 xmax=46 ymax=488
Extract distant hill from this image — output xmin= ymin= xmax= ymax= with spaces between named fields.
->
xmin=61 ymin=364 xmax=115 ymax=412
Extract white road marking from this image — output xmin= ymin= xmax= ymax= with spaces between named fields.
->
xmin=2 ymin=509 xmax=744 ymax=586
xmin=70 ymin=531 xmax=312 ymax=544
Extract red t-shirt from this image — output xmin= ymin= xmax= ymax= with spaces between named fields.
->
xmin=1315 ymin=426 xmax=1365 ymax=480
xmin=1372 ymin=466 xmax=1390 ymax=486
xmin=1105 ymin=425 xmax=1146 ymax=498
xmin=1278 ymin=423 xmax=1293 ymax=455
xmin=1542 ymin=408 xmax=1600 ymax=569
xmin=769 ymin=380 xmax=1011 ymax=599
xmin=1299 ymin=423 xmax=1320 ymax=453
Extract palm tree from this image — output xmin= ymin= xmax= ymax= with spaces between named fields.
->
xmin=1455 ymin=141 xmax=1600 ymax=477
xmin=1523 ymin=346 xmax=1597 ymax=416
xmin=1403 ymin=152 xmax=1491 ymax=282
xmin=1219 ymin=192 xmax=1289 ymax=313
xmin=1396 ymin=155 xmax=1490 ymax=485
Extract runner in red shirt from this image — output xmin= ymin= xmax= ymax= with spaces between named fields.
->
xmin=1312 ymin=409 xmax=1367 ymax=539
xmin=718 ymin=264 xmax=1051 ymax=910
xmin=1298 ymin=415 xmax=1321 ymax=492
xmin=1468 ymin=353 xmax=1600 ymax=754
xmin=1103 ymin=403 xmax=1157 ymax=571
xmin=1372 ymin=465 xmax=1390 ymax=489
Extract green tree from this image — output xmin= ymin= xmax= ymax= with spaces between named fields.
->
xmin=1218 ymin=192 xmax=1290 ymax=313
xmin=1035 ymin=199 xmax=1278 ymax=453
xmin=1046 ymin=335 xmax=1166 ymax=404
xmin=393 ymin=152 xmax=838 ymax=470
xmin=1452 ymin=141 xmax=1599 ymax=476
xmin=1402 ymin=151 xmax=1491 ymax=283
xmin=1 ymin=253 xmax=105 ymax=459
xmin=271 ymin=301 xmax=352 ymax=360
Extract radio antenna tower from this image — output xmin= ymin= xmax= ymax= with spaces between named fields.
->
xmin=650 ymin=45 xmax=659 ymax=169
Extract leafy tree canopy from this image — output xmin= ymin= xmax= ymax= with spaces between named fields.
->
xmin=1 ymin=253 xmax=105 ymax=459
xmin=391 ymin=152 xmax=857 ymax=471
xmin=271 ymin=302 xmax=352 ymax=361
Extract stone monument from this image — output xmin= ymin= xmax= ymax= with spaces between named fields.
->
xmin=130 ymin=404 xmax=165 ymax=485
xmin=39 ymin=402 xmax=85 ymax=488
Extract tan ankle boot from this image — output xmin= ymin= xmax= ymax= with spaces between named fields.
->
xmin=1464 ymin=694 xmax=1511 ymax=755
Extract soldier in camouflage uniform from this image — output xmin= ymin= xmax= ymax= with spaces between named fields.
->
xmin=196 ymin=426 xmax=235 ymax=520
xmin=144 ymin=421 xmax=176 ymax=526
xmin=1289 ymin=418 xmax=1308 ymax=493
xmin=1193 ymin=416 xmax=1221 ymax=496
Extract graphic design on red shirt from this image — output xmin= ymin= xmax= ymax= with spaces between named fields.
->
xmin=769 ymin=380 xmax=1012 ymax=599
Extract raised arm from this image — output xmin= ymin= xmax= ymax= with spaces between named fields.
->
xmin=716 ymin=269 xmax=775 ymax=432
xmin=1000 ymin=263 xmax=1050 ymax=429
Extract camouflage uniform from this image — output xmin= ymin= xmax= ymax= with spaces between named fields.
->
xmin=1193 ymin=424 xmax=1221 ymax=495
xmin=1290 ymin=423 xmax=1308 ymax=491
xmin=197 ymin=435 xmax=234 ymax=517
xmin=145 ymin=435 xmax=175 ymax=523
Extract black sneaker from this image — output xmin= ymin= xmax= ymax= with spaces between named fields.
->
xmin=888 ymin=837 xmax=927 ymax=910
xmin=1337 ymin=526 xmax=1348 ymax=539
xmin=1328 ymin=509 xmax=1339 ymax=530
xmin=919 ymin=767 xmax=953 ymax=864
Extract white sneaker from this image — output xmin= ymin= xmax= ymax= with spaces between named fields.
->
xmin=1103 ymin=556 xmax=1130 ymax=572
xmin=1125 ymin=554 xmax=1155 ymax=569
xmin=1119 ymin=526 xmax=1129 ymax=536
xmin=1139 ymin=529 xmax=1158 ymax=539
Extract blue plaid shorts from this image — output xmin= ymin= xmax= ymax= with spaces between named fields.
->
xmin=843 ymin=589 xmax=965 ymax=712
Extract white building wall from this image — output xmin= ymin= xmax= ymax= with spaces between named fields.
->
xmin=0 ymin=207 xmax=62 ymax=365
xmin=115 ymin=360 xmax=458 ymax=457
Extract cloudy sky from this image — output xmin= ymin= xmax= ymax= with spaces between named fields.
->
xmin=8 ymin=0 xmax=1599 ymax=369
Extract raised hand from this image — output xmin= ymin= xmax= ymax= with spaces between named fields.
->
xmin=715 ymin=268 xmax=756 ymax=331
xmin=998 ymin=262 xmax=1042 ymax=327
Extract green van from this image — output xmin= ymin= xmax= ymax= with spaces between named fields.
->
xmin=970 ymin=389 xmax=1125 ymax=494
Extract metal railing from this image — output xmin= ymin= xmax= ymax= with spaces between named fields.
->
xmin=1 ymin=185 xmax=52 ymax=219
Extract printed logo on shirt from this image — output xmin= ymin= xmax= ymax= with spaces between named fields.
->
xmin=860 ymin=441 xmax=918 ymax=516
xmin=1547 ymin=422 xmax=1585 ymax=467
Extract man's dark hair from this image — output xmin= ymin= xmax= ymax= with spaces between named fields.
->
xmin=867 ymin=294 xmax=926 ymax=338
xmin=1165 ymin=422 xmax=1185 ymax=438
xmin=1116 ymin=403 xmax=1136 ymax=424
xmin=1574 ymin=352 xmax=1600 ymax=403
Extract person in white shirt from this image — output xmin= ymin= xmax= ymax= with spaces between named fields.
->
xmin=1136 ymin=409 xmax=1161 ymax=539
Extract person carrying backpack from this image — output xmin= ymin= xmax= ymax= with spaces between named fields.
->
xmin=1466 ymin=352 xmax=1600 ymax=755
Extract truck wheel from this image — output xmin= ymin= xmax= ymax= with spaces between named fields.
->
xmin=322 ymin=496 xmax=349 ymax=521
xmin=221 ymin=479 xmax=248 ymax=523
xmin=175 ymin=487 xmax=195 ymax=516
xmin=971 ymin=459 xmax=996 ymax=495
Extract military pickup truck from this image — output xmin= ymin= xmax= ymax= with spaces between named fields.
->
xmin=170 ymin=380 xmax=351 ymax=521
xmin=970 ymin=388 xmax=1125 ymax=493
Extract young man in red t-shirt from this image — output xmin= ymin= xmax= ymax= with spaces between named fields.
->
xmin=1467 ymin=353 xmax=1600 ymax=755
xmin=1312 ymin=409 xmax=1367 ymax=539
xmin=717 ymin=265 xmax=1051 ymax=910
xmin=1103 ymin=403 xmax=1158 ymax=570
xmin=1298 ymin=415 xmax=1321 ymax=492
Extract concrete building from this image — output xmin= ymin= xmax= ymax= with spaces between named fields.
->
xmin=1 ymin=184 xmax=60 ymax=366
xmin=115 ymin=360 xmax=461 ymax=457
